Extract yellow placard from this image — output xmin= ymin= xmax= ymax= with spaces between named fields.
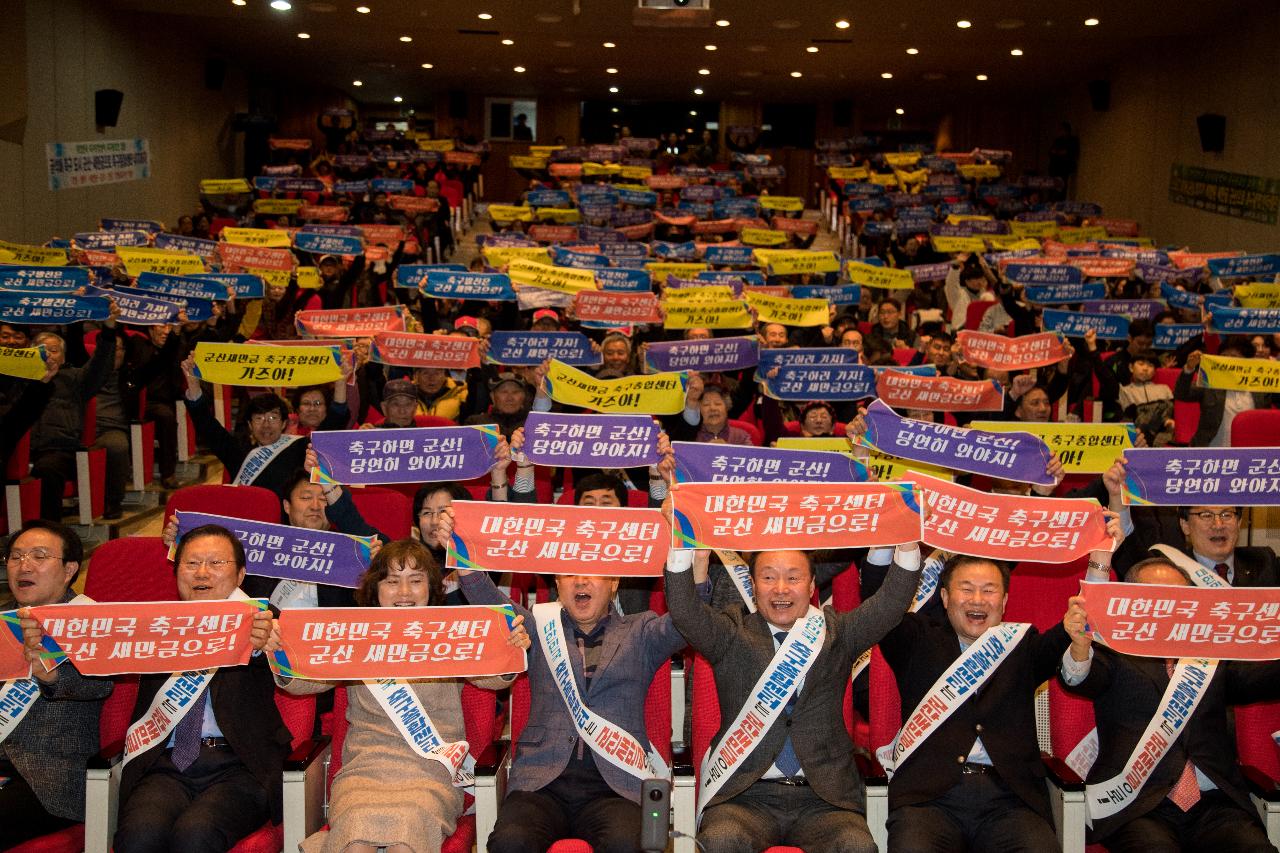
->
xmin=1056 ymin=227 xmax=1091 ymax=245
xmin=582 ymin=162 xmax=622 ymax=177
xmin=646 ymin=262 xmax=710 ymax=279
xmin=537 ymin=208 xmax=582 ymax=224
xmin=509 ymin=155 xmax=549 ymax=170
xmin=294 ymin=267 xmax=320 ymax=289
xmin=946 ymin=214 xmax=995 ymax=225
xmin=664 ymin=285 xmax=735 ymax=303
xmin=745 ymin=292 xmax=829 ymax=327
xmin=1011 ymin=220 xmax=1059 ymax=239
xmin=620 ymin=165 xmax=653 ymax=180
xmin=775 ymin=437 xmax=955 ymax=482
xmin=613 ymin=183 xmax=650 ymax=194
xmin=192 ymin=342 xmax=342 ymax=387
xmin=529 ymin=145 xmax=565 ymax=158
xmin=252 ymin=198 xmax=305 ymax=215
xmin=757 ymin=196 xmax=805 ymax=213
xmin=869 ymin=172 xmax=899 ymax=187
xmin=663 ymin=300 xmax=753 ymax=330
xmin=958 ymin=163 xmax=1001 ymax=180
xmin=0 ymin=240 xmax=68 ymax=266
xmin=986 ymin=236 xmax=1044 ymax=251
xmin=827 ymin=166 xmax=869 ymax=181
xmin=543 ymin=359 xmax=688 ymax=415
xmin=199 ymin=178 xmax=251 ymax=195
xmin=895 ymin=168 xmax=929 ymax=187
xmin=220 ymin=228 xmax=293 ymax=248
xmin=1234 ymin=283 xmax=1280 ymax=309
xmin=115 ymin=246 xmax=205 ymax=277
xmin=482 ymin=245 xmax=551 ymax=267
xmin=508 ymin=259 xmax=598 ymax=294
xmin=883 ymin=152 xmax=922 ymax=168
xmin=931 ymin=236 xmax=988 ymax=254
xmin=845 ymin=261 xmax=914 ymax=290
xmin=969 ymin=421 xmax=1138 ymax=475
xmin=1078 ymin=226 xmax=1109 ymax=241
xmin=740 ymin=228 xmax=789 ymax=247
xmin=0 ymin=345 xmax=48 ymax=380
xmin=1198 ymin=354 xmax=1280 ymax=393
xmin=486 ymin=205 xmax=535 ymax=223
xmin=416 ymin=138 xmax=455 ymax=152
xmin=752 ymin=250 xmax=840 ymax=276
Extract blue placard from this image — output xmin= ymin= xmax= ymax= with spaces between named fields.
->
xmin=758 ymin=347 xmax=861 ymax=375
xmin=421 ymin=271 xmax=516 ymax=301
xmin=73 ymin=230 xmax=150 ymax=250
xmin=0 ymin=265 xmax=89 ymax=291
xmin=0 ymin=292 xmax=111 ymax=323
xmin=101 ymin=218 xmax=164 ymax=233
xmin=699 ymin=269 xmax=765 ymax=287
xmin=83 ymin=284 xmax=180 ymax=325
xmin=594 ymin=267 xmax=652 ymax=292
xmin=703 ymin=245 xmax=755 ymax=266
xmin=294 ymin=231 xmax=364 ymax=256
xmin=1208 ymin=305 xmax=1280 ymax=335
xmin=305 ymin=224 xmax=364 ymax=238
xmin=276 ymin=178 xmax=327 ymax=193
xmin=617 ymin=188 xmax=658 ymax=207
xmin=487 ymin=331 xmax=602 ymax=367
xmin=371 ymin=178 xmax=414 ymax=194
xmin=527 ymin=189 xmax=572 ymax=208
xmin=600 ymin=242 xmax=648 ymax=260
xmin=1207 ymin=253 xmax=1280 ymax=279
xmin=393 ymin=264 xmax=467 ymax=288
xmin=154 ymin=233 xmax=219 ymax=257
xmin=190 ymin=273 xmax=266 ymax=300
xmin=759 ymin=363 xmax=877 ymax=401
xmin=792 ymin=284 xmax=862 ymax=304
xmin=134 ymin=272 xmax=227 ymax=302
xmin=1160 ymin=282 xmax=1230 ymax=311
xmin=1082 ymin=300 xmax=1166 ymax=321
xmin=1153 ymin=323 xmax=1201 ymax=350
xmin=1023 ymin=281 xmax=1108 ymax=304
xmin=551 ymin=247 xmax=611 ymax=270
xmin=112 ymin=284 xmax=214 ymax=322
xmin=673 ymin=441 xmax=868 ymax=484
xmin=1004 ymin=263 xmax=1083 ymax=287
xmin=1042 ymin=308 xmax=1130 ymax=340
xmin=332 ymin=180 xmax=371 ymax=194
xmin=653 ymin=241 xmax=699 ymax=260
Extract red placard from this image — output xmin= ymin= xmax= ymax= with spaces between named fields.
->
xmin=1066 ymin=257 xmax=1136 ymax=278
xmin=444 ymin=150 xmax=482 ymax=167
xmin=618 ymin=222 xmax=655 ymax=240
xmin=79 ymin=249 xmax=119 ymax=267
xmin=360 ymin=224 xmax=407 ymax=247
xmin=647 ymin=174 xmax=687 ymax=190
xmin=1168 ymin=250 xmax=1242 ymax=270
xmin=574 ymin=291 xmax=663 ymax=324
xmin=371 ymin=330 xmax=481 ymax=370
xmin=297 ymin=205 xmax=349 ymax=222
xmin=296 ymin=306 xmax=406 ymax=338
xmin=957 ymin=330 xmax=1071 ymax=371
xmin=1 ymin=614 xmax=29 ymax=680
xmin=28 ymin=599 xmax=268 ymax=676
xmin=268 ymin=138 xmax=313 ymax=151
xmin=446 ymin=501 xmax=668 ymax=577
xmin=772 ymin=217 xmax=819 ymax=236
xmin=692 ymin=219 xmax=739 ymax=235
xmin=528 ymin=225 xmax=580 ymax=243
xmin=388 ymin=195 xmax=441 ymax=214
xmin=1081 ymin=582 xmax=1280 ymax=661
xmin=654 ymin=212 xmax=696 ymax=227
xmin=671 ymin=481 xmax=921 ymax=552
xmin=218 ymin=242 xmax=294 ymax=272
xmin=270 ymin=605 xmax=527 ymax=680
xmin=548 ymin=163 xmax=582 ymax=178
xmin=909 ymin=472 xmax=1111 ymax=563
xmin=1086 ymin=217 xmax=1140 ymax=237
xmin=876 ymin=370 xmax=1006 ymax=412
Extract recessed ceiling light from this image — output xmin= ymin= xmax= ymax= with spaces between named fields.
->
xmin=698 ymin=68 xmax=711 ymax=75
xmin=976 ymin=73 xmax=988 ymax=80
xmin=611 ymin=107 xmax=619 ymax=113
xmin=399 ymin=35 xmax=412 ymax=42
xmin=715 ymin=19 xmax=730 ymax=27
xmin=477 ymin=12 xmax=492 ymax=20
xmin=895 ymin=108 xmax=905 ymax=115
xmin=232 ymin=0 xmax=246 ymax=6
xmin=790 ymin=71 xmax=802 ymax=78
xmin=606 ymin=67 xmax=618 ymax=74
xmin=297 ymin=32 xmax=310 ymax=38
xmin=393 ymin=96 xmax=403 ymax=102
xmin=690 ymin=110 xmax=697 ymax=116
xmin=603 ymin=41 xmax=616 ymax=48
xmin=693 ymin=87 xmax=703 ymax=95
xmin=501 ymin=38 xmax=514 ymax=45
xmin=906 ymin=47 xmax=919 ymax=55
xmin=352 ymin=79 xmax=363 ymax=86
xmin=514 ymin=65 xmax=526 ymax=72
xmin=956 ymin=19 xmax=972 ymax=28
xmin=609 ymin=86 xmax=619 ymax=93
xmin=806 ymin=46 xmax=819 ymax=53
xmin=270 ymin=0 xmax=291 ymax=9
xmin=1084 ymin=17 xmax=1100 ymax=25
xmin=1010 ymin=48 xmax=1023 ymax=56
xmin=705 ymin=44 xmax=717 ymax=51
xmin=835 ymin=19 xmax=850 ymax=29
xmin=421 ymin=62 xmax=433 ymax=69
xmin=881 ymin=71 xmax=893 ymax=79
xmin=355 ymin=4 xmax=370 ymax=11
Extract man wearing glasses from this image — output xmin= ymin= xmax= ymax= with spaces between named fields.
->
xmin=1175 ymin=506 xmax=1278 ymax=587
xmin=0 ymin=520 xmax=113 ymax=849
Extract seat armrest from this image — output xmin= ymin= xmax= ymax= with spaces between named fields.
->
xmin=88 ymin=739 xmax=125 ymax=770
xmin=474 ymin=739 xmax=509 ymax=776
xmin=1243 ymin=764 xmax=1280 ymax=800
xmin=1042 ymin=754 xmax=1086 ymax=793
xmin=285 ymin=736 xmax=331 ymax=771
xmin=854 ymin=752 xmax=887 ymax=785
xmin=671 ymin=744 xmax=694 ymax=777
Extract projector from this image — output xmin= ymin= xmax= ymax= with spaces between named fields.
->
xmin=634 ymin=0 xmax=712 ymax=26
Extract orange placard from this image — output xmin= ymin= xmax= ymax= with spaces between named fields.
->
xmin=1066 ymin=257 xmax=1136 ymax=278
xmin=574 ymin=291 xmax=663 ymax=325
xmin=270 ymin=605 xmax=527 ymax=680
xmin=1 ymin=612 xmax=29 ymax=680
xmin=876 ymin=371 xmax=1006 ymax=412
xmin=958 ymin=330 xmax=1071 ymax=371
xmin=388 ymin=195 xmax=441 ymax=214
xmin=218 ymin=242 xmax=294 ymax=272
xmin=371 ymin=330 xmax=481 ymax=370
xmin=28 ymin=599 xmax=269 ymax=675
xmin=671 ymin=481 xmax=921 ymax=552
xmin=447 ymin=501 xmax=668 ymax=577
xmin=1081 ymin=582 xmax=1280 ymax=660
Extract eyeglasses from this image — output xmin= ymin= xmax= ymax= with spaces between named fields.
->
xmin=299 ymin=400 xmax=326 ymax=408
xmin=179 ymin=559 xmax=236 ymax=571
xmin=250 ymin=413 xmax=282 ymax=424
xmin=1189 ymin=510 xmax=1240 ymax=523
xmin=5 ymin=549 xmax=62 ymax=566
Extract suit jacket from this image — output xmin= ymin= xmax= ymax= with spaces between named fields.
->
xmin=1062 ymin=648 xmax=1280 ymax=841
xmin=458 ymin=571 xmax=693 ymax=803
xmin=879 ymin=613 xmax=1069 ymax=819
xmin=665 ymin=558 xmax=917 ymax=813
xmin=121 ymin=655 xmax=291 ymax=821
xmin=1175 ymin=369 xmax=1275 ymax=447
xmin=0 ymin=655 xmax=113 ymax=820
xmin=1114 ymin=520 xmax=1280 ymax=588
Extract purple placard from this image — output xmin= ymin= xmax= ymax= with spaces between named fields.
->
xmin=174 ymin=511 xmax=372 ymax=588
xmin=644 ymin=336 xmax=759 ymax=373
xmin=1123 ymin=448 xmax=1280 ymax=506
xmin=523 ymin=412 xmax=660 ymax=468
xmin=1081 ymin=299 xmax=1166 ymax=320
xmin=673 ymin=441 xmax=868 ymax=484
xmin=908 ymin=262 xmax=953 ymax=283
xmin=310 ymin=426 xmax=500 ymax=485
xmin=855 ymin=399 xmax=1054 ymax=485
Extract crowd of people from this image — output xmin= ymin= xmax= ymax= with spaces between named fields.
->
xmin=1 ymin=120 xmax=1279 ymax=853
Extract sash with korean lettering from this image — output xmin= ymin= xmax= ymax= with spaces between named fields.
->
xmin=712 ymin=549 xmax=755 ymax=612
xmin=235 ymin=434 xmax=306 ymax=486
xmin=697 ymin=606 xmax=826 ymax=822
xmin=366 ymin=679 xmax=475 ymax=786
xmin=878 ymin=622 xmax=1031 ymax=778
xmin=532 ymin=602 xmax=670 ymax=783
xmin=1085 ymin=658 xmax=1219 ymax=821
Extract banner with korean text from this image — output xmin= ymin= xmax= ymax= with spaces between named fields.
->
xmin=673 ymin=442 xmax=868 ymax=484
xmin=745 ymin=292 xmax=830 ymax=327
xmin=543 ymin=360 xmax=687 ymax=415
xmin=0 ymin=345 xmax=48 ymax=380
xmin=311 ymin=426 xmax=500 ymax=486
xmin=574 ymin=290 xmax=663 ymax=325
xmin=296 ymin=306 xmax=407 ymax=338
xmin=876 ymin=370 xmax=1005 ymax=412
xmin=487 ymin=331 xmax=600 ymax=367
xmin=370 ymin=331 xmax=481 ymax=370
xmin=643 ymin=337 xmax=758 ymax=373
xmin=0 ymin=611 xmax=29 ymax=680
xmin=957 ymin=330 xmax=1070 ymax=371
xmin=1122 ymin=447 xmax=1280 ymax=506
xmin=523 ymin=412 xmax=661 ymax=468
xmin=447 ymin=502 xmax=668 ymax=577
xmin=970 ymin=421 xmax=1137 ymax=475
xmin=1198 ymin=353 xmax=1280 ymax=392
xmin=191 ymin=342 xmax=342 ymax=387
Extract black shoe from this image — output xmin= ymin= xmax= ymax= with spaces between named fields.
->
xmin=103 ymin=505 xmax=123 ymax=520
xmin=161 ymin=476 xmax=181 ymax=490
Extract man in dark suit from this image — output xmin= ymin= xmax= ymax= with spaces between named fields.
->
xmin=1061 ymin=556 xmax=1280 ymax=852
xmin=1 ymin=520 xmax=113 ymax=849
xmin=867 ymin=548 xmax=1088 ymax=851
xmin=665 ymin=542 xmax=921 ymax=853
xmin=114 ymin=524 xmax=287 ymax=853
xmin=1114 ymin=499 xmax=1279 ymax=586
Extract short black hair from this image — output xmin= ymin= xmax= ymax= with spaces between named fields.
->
xmin=174 ymin=524 xmax=247 ymax=570
xmin=5 ymin=520 xmax=85 ymax=582
xmin=1124 ymin=556 xmax=1189 ymax=584
xmin=1128 ymin=319 xmax=1155 ymax=339
xmin=575 ymin=472 xmax=627 ymax=506
xmin=413 ymin=482 xmax=469 ymax=519
xmin=244 ymin=392 xmax=291 ymax=421
xmin=1177 ymin=505 xmax=1243 ymax=520
xmin=283 ymin=469 xmax=318 ymax=504
xmin=746 ymin=549 xmax=814 ymax=581
xmin=877 ymin=296 xmax=903 ymax=311
xmin=938 ymin=553 xmax=1010 ymax=594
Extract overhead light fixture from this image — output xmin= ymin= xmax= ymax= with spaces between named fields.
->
xmin=881 ymin=71 xmax=893 ymax=79
xmin=1010 ymin=48 xmax=1023 ymax=56
xmin=693 ymin=87 xmax=703 ymax=95
xmin=603 ymin=41 xmax=616 ymax=48
xmin=976 ymin=73 xmax=988 ymax=80
xmin=906 ymin=47 xmax=919 ymax=55
xmin=790 ymin=71 xmax=802 ymax=78
xmin=606 ymin=67 xmax=618 ymax=74
xmin=611 ymin=107 xmax=619 ymax=113
xmin=705 ymin=44 xmax=717 ymax=50
xmin=270 ymin=0 xmax=291 ymax=9
xmin=698 ymin=68 xmax=710 ymax=75
xmin=477 ymin=12 xmax=492 ymax=20
xmin=806 ymin=46 xmax=819 ymax=53
xmin=835 ymin=19 xmax=850 ymax=29
xmin=956 ymin=19 xmax=972 ymax=28
xmin=232 ymin=0 xmax=246 ymax=6
xmin=609 ymin=86 xmax=619 ymax=93
xmin=352 ymin=79 xmax=363 ymax=86
xmin=355 ymin=5 xmax=370 ymax=12
xmin=421 ymin=62 xmax=433 ymax=68
xmin=715 ymin=19 xmax=730 ymax=27
xmin=399 ymin=35 xmax=412 ymax=42
xmin=1085 ymin=17 xmax=1100 ymax=25
xmin=514 ymin=65 xmax=526 ymax=72
xmin=502 ymin=38 xmax=514 ymax=45
xmin=297 ymin=32 xmax=310 ymax=38
xmin=393 ymin=95 xmax=403 ymax=103
xmin=895 ymin=108 xmax=905 ymax=115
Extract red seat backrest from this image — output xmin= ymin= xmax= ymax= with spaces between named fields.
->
xmin=1235 ymin=700 xmax=1280 ymax=781
xmin=964 ymin=299 xmax=997 ymax=330
xmin=1153 ymin=367 xmax=1180 ymax=393
xmin=84 ymin=537 xmax=179 ymax=602
xmin=727 ymin=418 xmax=763 ymax=447
xmin=348 ymin=486 xmax=413 ymax=540
xmin=81 ymin=397 xmax=98 ymax=447
xmin=1231 ymin=409 xmax=1280 ymax=448
xmin=5 ymin=431 xmax=31 ymax=480
xmin=1172 ymin=399 xmax=1201 ymax=445
xmin=164 ymin=484 xmax=283 ymax=528
xmin=892 ymin=348 xmax=916 ymax=366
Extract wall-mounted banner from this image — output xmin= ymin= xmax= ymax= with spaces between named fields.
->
xmin=0 ymin=292 xmax=110 ymax=324
xmin=370 ymin=331 xmax=481 ymax=370
xmin=594 ymin=267 xmax=653 ymax=293
xmin=523 ymin=412 xmax=661 ymax=468
xmin=1042 ymin=308 xmax=1130 ymax=341
xmin=447 ymin=501 xmax=668 ymax=576
xmin=671 ymin=481 xmax=921 ymax=552
xmin=269 ymin=605 xmax=524 ymax=681
xmin=115 ymin=246 xmax=205 ymax=277
xmin=957 ymin=330 xmax=1069 ymax=371
xmin=970 ymin=420 xmax=1135 ymax=475
xmin=858 ymin=400 xmax=1054 ymax=485
xmin=643 ymin=336 xmax=758 ymax=373
xmin=542 ymin=359 xmax=688 ymax=415
xmin=845 ymin=261 xmax=914 ymax=290
xmin=311 ymin=426 xmax=500 ymax=486
xmin=574 ymin=290 xmax=663 ymax=325
xmin=28 ymin=598 xmax=268 ymax=676
xmin=190 ymin=273 xmax=266 ymax=301
xmin=192 ymin=341 xmax=342 ymax=387
xmin=508 ymin=259 xmax=598 ymax=294
xmin=294 ymin=231 xmax=364 ymax=257
xmin=1121 ymin=447 xmax=1280 ymax=506
xmin=876 ymin=370 xmax=1005 ymax=412
xmin=1153 ymin=323 xmax=1201 ymax=350
xmin=909 ymin=472 xmax=1111 ymax=563
xmin=1082 ymin=299 xmax=1166 ymax=321
xmin=487 ymin=331 xmax=601 ymax=367
xmin=47 ymin=138 xmax=150 ymax=191
xmin=745 ymin=292 xmax=830 ymax=327
xmin=0 ymin=265 xmax=88 ymax=291
xmin=760 ymin=363 xmax=876 ymax=401
xmin=1081 ymin=582 xmax=1280 ymax=660
xmin=1208 ymin=305 xmax=1280 ymax=335
xmin=1023 ymin=281 xmax=1107 ymax=304
xmin=295 ymin=306 xmax=406 ymax=338
xmin=704 ymin=245 xmax=755 ymax=266
xmin=673 ymin=441 xmax=867 ymax=484
xmin=1206 ymin=253 xmax=1280 ymax=279
xmin=662 ymin=299 xmax=753 ymax=330
xmin=174 ymin=511 xmax=373 ymax=589
xmin=1004 ymin=263 xmax=1083 ymax=288
xmin=1198 ymin=353 xmax=1280 ymax=392
xmin=0 ymin=345 xmax=48 ymax=380
xmin=134 ymin=271 xmax=228 ymax=303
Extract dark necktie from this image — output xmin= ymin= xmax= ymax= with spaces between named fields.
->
xmin=1214 ymin=563 xmax=1230 ymax=582
xmin=170 ymin=689 xmax=208 ymax=772
xmin=773 ymin=631 xmax=803 ymax=779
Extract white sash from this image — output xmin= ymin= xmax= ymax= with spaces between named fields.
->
xmin=0 ymin=593 xmax=96 ymax=744
xmin=713 ymin=549 xmax=755 ymax=612
xmin=878 ymin=622 xmax=1032 ymax=778
xmin=365 ymin=679 xmax=474 ymax=787
xmin=697 ymin=606 xmax=826 ymax=822
xmin=122 ymin=668 xmax=215 ymax=766
xmin=530 ymin=602 xmax=670 ymax=783
xmin=1085 ymin=658 xmax=1218 ymax=822
xmin=235 ymin=433 xmax=304 ymax=486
